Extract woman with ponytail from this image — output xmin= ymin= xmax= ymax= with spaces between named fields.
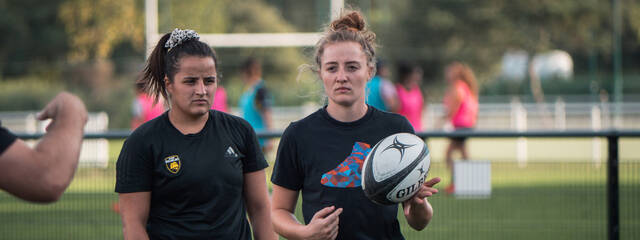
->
xmin=270 ymin=11 xmax=440 ymax=239
xmin=115 ymin=29 xmax=276 ymax=240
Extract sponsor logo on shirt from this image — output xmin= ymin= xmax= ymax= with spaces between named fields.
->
xmin=164 ymin=155 xmax=181 ymax=174
xmin=225 ymin=146 xmax=239 ymax=158
xmin=224 ymin=146 xmax=243 ymax=169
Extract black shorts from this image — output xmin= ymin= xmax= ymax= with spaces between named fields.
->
xmin=450 ymin=127 xmax=473 ymax=143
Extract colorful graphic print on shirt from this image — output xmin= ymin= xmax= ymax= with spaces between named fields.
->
xmin=320 ymin=142 xmax=372 ymax=188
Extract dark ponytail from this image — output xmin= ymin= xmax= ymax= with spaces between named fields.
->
xmin=138 ymin=30 xmax=218 ymax=104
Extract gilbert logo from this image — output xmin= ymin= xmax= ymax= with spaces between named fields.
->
xmin=164 ymin=155 xmax=181 ymax=174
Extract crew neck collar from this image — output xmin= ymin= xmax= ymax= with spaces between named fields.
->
xmin=320 ymin=105 xmax=374 ymax=128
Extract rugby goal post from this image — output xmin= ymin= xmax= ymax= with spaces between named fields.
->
xmin=145 ymin=0 xmax=344 ymax=55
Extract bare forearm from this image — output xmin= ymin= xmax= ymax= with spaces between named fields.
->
xmin=405 ymin=201 xmax=433 ymax=230
xmin=34 ymin=119 xmax=85 ymax=194
xmin=120 ymin=192 xmax=151 ymax=240
xmin=248 ymin=206 xmax=277 ymax=240
xmin=272 ymin=209 xmax=308 ymax=240
xmin=261 ymin=109 xmax=273 ymax=130
xmin=123 ymin=222 xmax=150 ymax=240
xmin=34 ymin=92 xmax=87 ymax=197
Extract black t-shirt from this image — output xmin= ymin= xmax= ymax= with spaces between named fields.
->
xmin=0 ymin=123 xmax=17 ymax=156
xmin=115 ymin=110 xmax=268 ymax=240
xmin=271 ymin=106 xmax=414 ymax=240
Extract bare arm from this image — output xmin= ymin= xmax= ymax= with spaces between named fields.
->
xmin=436 ymin=87 xmax=461 ymax=129
xmin=446 ymin=87 xmax=463 ymax=120
xmin=0 ymin=92 xmax=87 ymax=203
xmin=243 ymin=170 xmax=277 ymax=240
xmin=257 ymin=105 xmax=274 ymax=152
xmin=261 ymin=108 xmax=274 ymax=130
xmin=119 ymin=192 xmax=151 ymax=240
xmin=402 ymin=177 xmax=441 ymax=230
xmin=271 ymin=184 xmax=342 ymax=240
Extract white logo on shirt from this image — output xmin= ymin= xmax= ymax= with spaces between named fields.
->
xmin=225 ymin=146 xmax=239 ymax=158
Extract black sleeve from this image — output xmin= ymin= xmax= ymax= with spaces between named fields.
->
xmin=255 ymin=86 xmax=273 ymax=111
xmin=0 ymin=126 xmax=17 ymax=156
xmin=115 ymin=132 xmax=154 ymax=193
xmin=270 ymin=123 xmax=304 ymax=191
xmin=401 ymin=117 xmax=416 ymax=134
xmin=238 ymin=119 xmax=268 ymax=173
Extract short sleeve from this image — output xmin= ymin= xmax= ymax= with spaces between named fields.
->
xmin=397 ymin=114 xmax=415 ymax=134
xmin=239 ymin=120 xmax=268 ymax=173
xmin=270 ymin=124 xmax=304 ymax=191
xmin=0 ymin=126 xmax=17 ymax=156
xmin=115 ymin=133 xmax=154 ymax=193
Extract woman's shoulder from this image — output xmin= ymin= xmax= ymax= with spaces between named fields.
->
xmin=126 ymin=113 xmax=167 ymax=143
xmin=371 ymin=107 xmax=413 ymax=128
xmin=211 ymin=110 xmax=252 ymax=129
xmin=372 ymin=107 xmax=404 ymax=119
xmin=281 ymin=108 xmax=325 ymax=134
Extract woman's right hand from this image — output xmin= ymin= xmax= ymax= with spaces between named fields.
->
xmin=303 ymin=206 xmax=343 ymax=240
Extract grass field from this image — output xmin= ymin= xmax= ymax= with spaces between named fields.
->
xmin=0 ymin=138 xmax=638 ymax=240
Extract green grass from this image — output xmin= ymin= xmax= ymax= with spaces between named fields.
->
xmin=397 ymin=162 xmax=640 ymax=240
xmin=0 ymin=139 xmax=638 ymax=239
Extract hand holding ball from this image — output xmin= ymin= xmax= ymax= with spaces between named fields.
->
xmin=361 ymin=133 xmax=431 ymax=205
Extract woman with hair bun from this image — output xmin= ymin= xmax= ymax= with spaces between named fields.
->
xmin=115 ymin=29 xmax=276 ymax=240
xmin=271 ymin=11 xmax=440 ymax=239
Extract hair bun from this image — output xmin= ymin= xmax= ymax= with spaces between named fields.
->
xmin=330 ymin=11 xmax=366 ymax=32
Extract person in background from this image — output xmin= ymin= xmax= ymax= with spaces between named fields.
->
xmin=131 ymin=82 xmax=166 ymax=130
xmin=395 ymin=61 xmax=425 ymax=132
xmin=115 ymin=28 xmax=276 ymax=240
xmin=270 ymin=10 xmax=440 ymax=240
xmin=365 ymin=60 xmax=398 ymax=112
xmin=238 ymin=57 xmax=274 ymax=153
xmin=0 ymin=92 xmax=88 ymax=203
xmin=211 ymin=84 xmax=229 ymax=112
xmin=442 ymin=62 xmax=479 ymax=194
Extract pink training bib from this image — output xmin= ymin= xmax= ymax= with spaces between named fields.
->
xmin=137 ymin=93 xmax=165 ymax=122
xmin=396 ymin=83 xmax=424 ymax=131
xmin=211 ymin=86 xmax=229 ymax=113
xmin=450 ymin=80 xmax=478 ymax=128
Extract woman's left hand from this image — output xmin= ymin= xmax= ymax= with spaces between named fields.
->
xmin=402 ymin=177 xmax=441 ymax=216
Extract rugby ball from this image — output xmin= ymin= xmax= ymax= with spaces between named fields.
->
xmin=362 ymin=133 xmax=430 ymax=205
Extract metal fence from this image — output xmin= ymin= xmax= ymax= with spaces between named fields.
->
xmin=4 ymin=129 xmax=638 ymax=240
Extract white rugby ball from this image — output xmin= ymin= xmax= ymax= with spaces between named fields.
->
xmin=361 ymin=133 xmax=430 ymax=205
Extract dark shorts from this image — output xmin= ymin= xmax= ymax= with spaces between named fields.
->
xmin=450 ymin=127 xmax=473 ymax=143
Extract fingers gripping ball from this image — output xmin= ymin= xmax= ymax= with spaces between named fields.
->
xmin=361 ymin=133 xmax=431 ymax=205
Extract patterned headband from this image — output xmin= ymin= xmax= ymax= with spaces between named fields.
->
xmin=164 ymin=28 xmax=200 ymax=51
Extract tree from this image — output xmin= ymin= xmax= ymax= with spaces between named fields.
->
xmin=0 ymin=0 xmax=69 ymax=77
xmin=58 ymin=0 xmax=144 ymax=61
xmin=367 ymin=0 xmax=640 ymax=93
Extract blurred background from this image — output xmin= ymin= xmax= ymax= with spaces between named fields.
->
xmin=0 ymin=0 xmax=639 ymax=239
